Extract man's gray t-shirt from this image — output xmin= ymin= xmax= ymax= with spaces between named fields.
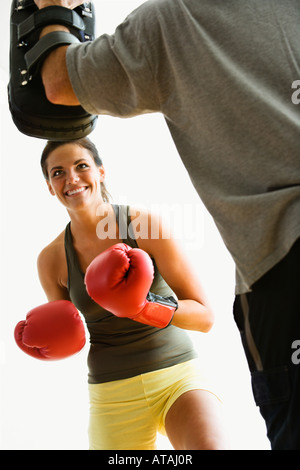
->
xmin=66 ymin=0 xmax=300 ymax=294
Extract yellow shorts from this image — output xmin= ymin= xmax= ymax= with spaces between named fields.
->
xmin=88 ymin=359 xmax=218 ymax=450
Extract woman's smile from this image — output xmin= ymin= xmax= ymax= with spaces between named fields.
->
xmin=65 ymin=185 xmax=89 ymax=197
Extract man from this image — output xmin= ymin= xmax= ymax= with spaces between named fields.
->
xmin=32 ymin=0 xmax=300 ymax=449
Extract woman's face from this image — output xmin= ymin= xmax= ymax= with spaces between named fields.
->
xmin=45 ymin=143 xmax=105 ymax=211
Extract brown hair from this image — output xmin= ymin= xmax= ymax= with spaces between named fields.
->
xmin=40 ymin=138 xmax=111 ymax=202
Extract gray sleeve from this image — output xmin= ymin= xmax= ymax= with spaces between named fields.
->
xmin=66 ymin=12 xmax=160 ymax=117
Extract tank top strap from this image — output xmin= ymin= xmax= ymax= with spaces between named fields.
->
xmin=64 ymin=222 xmax=73 ymax=265
xmin=64 ymin=221 xmax=82 ymax=290
xmin=112 ymin=204 xmax=138 ymax=249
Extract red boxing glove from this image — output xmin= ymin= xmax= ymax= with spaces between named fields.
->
xmin=14 ymin=300 xmax=86 ymax=361
xmin=84 ymin=244 xmax=177 ymax=328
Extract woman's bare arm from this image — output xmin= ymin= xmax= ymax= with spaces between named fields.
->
xmin=133 ymin=209 xmax=214 ymax=333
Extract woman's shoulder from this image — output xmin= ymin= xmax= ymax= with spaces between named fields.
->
xmin=127 ymin=204 xmax=171 ymax=251
xmin=37 ymin=229 xmax=70 ymax=298
xmin=37 ymin=229 xmax=66 ymax=272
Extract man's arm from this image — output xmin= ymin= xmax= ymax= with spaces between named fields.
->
xmin=34 ymin=1 xmax=81 ymax=105
xmin=35 ymin=1 xmax=83 ymax=9
xmin=39 ymin=25 xmax=79 ymax=105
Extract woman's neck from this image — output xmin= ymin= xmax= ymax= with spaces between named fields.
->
xmin=67 ymin=201 xmax=113 ymax=242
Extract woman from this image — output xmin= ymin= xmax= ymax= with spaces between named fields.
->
xmin=37 ymin=137 xmax=227 ymax=450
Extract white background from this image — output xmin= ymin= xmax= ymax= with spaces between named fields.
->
xmin=0 ymin=1 xmax=270 ymax=450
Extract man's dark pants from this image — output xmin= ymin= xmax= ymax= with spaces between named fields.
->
xmin=234 ymin=238 xmax=300 ymax=450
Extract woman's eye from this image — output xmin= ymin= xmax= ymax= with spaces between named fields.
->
xmin=52 ymin=170 xmax=63 ymax=177
xmin=78 ymin=163 xmax=89 ymax=169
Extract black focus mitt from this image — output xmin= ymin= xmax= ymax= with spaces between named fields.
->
xmin=8 ymin=0 xmax=97 ymax=140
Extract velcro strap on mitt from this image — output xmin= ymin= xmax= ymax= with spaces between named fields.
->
xmin=8 ymin=0 xmax=97 ymax=140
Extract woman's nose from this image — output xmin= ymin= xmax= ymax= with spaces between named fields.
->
xmin=66 ymin=170 xmax=80 ymax=184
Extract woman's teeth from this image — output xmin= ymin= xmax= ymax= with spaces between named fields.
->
xmin=66 ymin=187 xmax=86 ymax=196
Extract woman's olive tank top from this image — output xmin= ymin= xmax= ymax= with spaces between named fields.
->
xmin=64 ymin=204 xmax=196 ymax=383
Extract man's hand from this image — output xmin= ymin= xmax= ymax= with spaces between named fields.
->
xmin=34 ymin=1 xmax=84 ymax=9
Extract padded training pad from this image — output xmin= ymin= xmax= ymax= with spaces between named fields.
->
xmin=8 ymin=0 xmax=98 ymax=140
